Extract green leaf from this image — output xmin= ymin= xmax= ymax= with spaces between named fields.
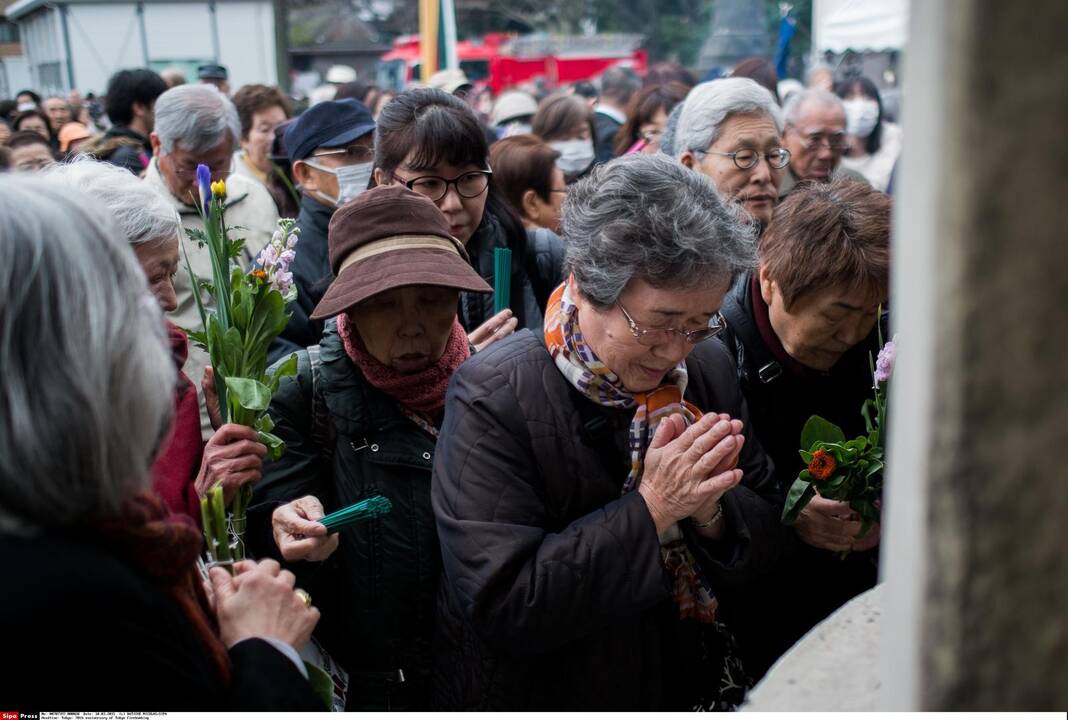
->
xmin=801 ymin=415 xmax=846 ymax=450
xmin=861 ymin=399 xmax=876 ymax=434
xmin=185 ymin=227 xmax=209 ymax=247
xmin=258 ymin=429 xmax=286 ymax=461
xmin=254 ymin=413 xmax=275 ymax=433
xmin=799 ymin=449 xmax=814 ymax=464
xmin=782 ymin=478 xmax=817 ymax=525
xmin=269 ymin=352 xmax=299 ymax=393
xmin=304 ymin=661 xmax=335 ymax=710
xmin=225 ymin=377 xmax=272 ymax=413
xmin=865 ymin=460 xmax=885 ymax=478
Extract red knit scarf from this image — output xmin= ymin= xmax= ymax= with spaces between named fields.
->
xmin=90 ymin=493 xmax=231 ymax=684
xmin=336 ymin=313 xmax=470 ymax=418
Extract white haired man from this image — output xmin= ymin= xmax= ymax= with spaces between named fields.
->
xmin=145 ymin=83 xmax=279 ymax=436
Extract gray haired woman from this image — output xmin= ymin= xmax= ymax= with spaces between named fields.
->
xmin=432 ymin=153 xmax=784 ymax=710
xmin=674 ymin=77 xmax=790 ymax=228
xmin=47 ymin=158 xmax=267 ymax=522
xmin=0 ymin=175 xmax=322 ymax=709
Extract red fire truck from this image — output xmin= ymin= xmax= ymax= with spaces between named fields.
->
xmin=377 ymin=32 xmax=648 ymax=94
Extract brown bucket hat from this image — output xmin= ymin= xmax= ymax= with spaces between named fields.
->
xmin=310 ymin=184 xmax=492 ymax=320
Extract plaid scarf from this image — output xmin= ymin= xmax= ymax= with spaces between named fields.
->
xmin=544 ymin=279 xmax=719 ymax=623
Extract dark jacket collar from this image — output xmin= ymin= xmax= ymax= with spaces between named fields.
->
xmin=104 ymin=125 xmax=150 ymax=150
xmin=297 ymin=194 xmax=335 ymax=237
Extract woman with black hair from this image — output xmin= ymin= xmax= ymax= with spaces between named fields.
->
xmin=373 ymin=87 xmax=562 ymax=339
xmin=836 ymin=75 xmax=901 ymax=192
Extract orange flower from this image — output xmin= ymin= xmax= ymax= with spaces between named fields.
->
xmin=250 ymin=269 xmax=268 ymax=282
xmin=808 ymin=448 xmax=837 ymax=481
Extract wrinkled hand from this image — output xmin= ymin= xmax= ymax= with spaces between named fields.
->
xmin=638 ymin=413 xmax=745 ymax=534
xmin=195 ymin=424 xmax=267 ymax=505
xmin=468 ymin=309 xmax=517 ymax=353
xmin=795 ymin=496 xmax=881 ymax=552
xmin=209 ymin=559 xmax=319 ymax=649
xmin=689 ymin=413 xmax=745 ymax=525
xmin=202 ymin=366 xmax=222 ymax=431
xmin=272 ymin=496 xmax=339 ymax=562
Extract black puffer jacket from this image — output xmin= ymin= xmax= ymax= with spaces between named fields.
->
xmin=716 ymin=272 xmax=882 ymax=677
xmin=248 ymin=322 xmax=441 ymax=710
xmin=460 ymin=210 xmax=546 ymax=332
xmin=525 ymin=226 xmax=567 ymax=311
xmin=431 ymin=330 xmax=785 ymax=710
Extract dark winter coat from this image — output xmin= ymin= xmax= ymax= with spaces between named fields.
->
xmin=268 ymin=195 xmax=333 ymax=365
xmin=460 ymin=210 xmax=546 ymax=333
xmin=716 ymin=272 xmax=882 ymax=677
xmin=248 ymin=322 xmax=441 ymax=710
xmin=96 ymin=126 xmax=152 ymax=174
xmin=524 ymin=226 xmax=567 ymax=311
xmin=0 ymin=532 xmax=321 ymax=711
xmin=593 ymin=110 xmax=623 ymax=163
xmin=431 ymin=330 xmax=786 ymax=710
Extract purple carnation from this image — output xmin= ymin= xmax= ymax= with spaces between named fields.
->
xmin=874 ymin=336 xmax=897 ymax=386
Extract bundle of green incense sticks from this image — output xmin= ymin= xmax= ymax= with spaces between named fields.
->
xmin=493 ymin=247 xmax=512 ymax=314
xmin=319 ymin=495 xmax=392 ymax=532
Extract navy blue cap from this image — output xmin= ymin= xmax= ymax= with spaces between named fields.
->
xmin=197 ymin=64 xmax=228 ymax=80
xmin=285 ymin=98 xmax=375 ymax=163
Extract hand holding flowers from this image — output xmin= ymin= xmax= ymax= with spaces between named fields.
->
xmin=183 ymin=165 xmax=300 ymax=566
xmin=781 ymin=332 xmax=897 ymax=551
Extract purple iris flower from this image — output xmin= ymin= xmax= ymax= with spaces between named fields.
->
xmin=196 ymin=163 xmax=212 ymax=207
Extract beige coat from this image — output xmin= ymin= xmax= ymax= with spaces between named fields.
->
xmin=144 ymin=159 xmax=280 ymax=437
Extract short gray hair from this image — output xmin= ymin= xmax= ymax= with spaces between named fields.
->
xmin=673 ymin=78 xmax=783 ymax=158
xmin=45 ymin=156 xmax=181 ymax=246
xmin=563 ymin=153 xmax=757 ymax=307
xmin=0 ymin=176 xmax=174 ymax=533
xmin=782 ymin=88 xmax=844 ymax=127
xmin=154 ymin=83 xmax=241 ymax=155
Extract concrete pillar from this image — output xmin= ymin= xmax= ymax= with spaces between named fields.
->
xmin=883 ymin=0 xmax=1068 ymax=710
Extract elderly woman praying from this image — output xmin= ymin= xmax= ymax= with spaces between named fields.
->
xmin=432 ymin=153 xmax=785 ymax=711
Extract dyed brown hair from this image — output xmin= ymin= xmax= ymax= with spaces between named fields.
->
xmin=231 ymin=84 xmax=291 ymax=139
xmin=531 ymin=93 xmax=595 ymax=143
xmin=613 ymin=82 xmax=689 ymax=156
xmin=760 ymin=177 xmax=891 ymax=309
xmin=488 ymin=134 xmax=560 ymax=215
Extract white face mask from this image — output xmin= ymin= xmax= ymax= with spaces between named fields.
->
xmin=304 ymin=159 xmax=374 ymax=207
xmin=550 ymin=138 xmax=595 ymax=175
xmin=843 ymin=99 xmax=880 ymax=139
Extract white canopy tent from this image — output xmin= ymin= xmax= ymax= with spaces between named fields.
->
xmin=813 ymin=0 xmax=910 ymax=53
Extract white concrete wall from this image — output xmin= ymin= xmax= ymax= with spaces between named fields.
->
xmin=19 ymin=9 xmax=65 ymax=95
xmin=15 ymin=1 xmax=276 ymax=95
xmin=0 ymin=55 xmax=34 ymax=97
xmin=214 ymin=1 xmax=276 ymax=89
xmin=66 ymin=3 xmax=144 ymax=93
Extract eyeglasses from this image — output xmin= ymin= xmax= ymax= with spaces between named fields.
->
xmin=174 ymin=158 xmax=235 ymax=180
xmin=698 ymin=147 xmax=791 ymax=170
xmin=788 ymin=126 xmax=849 ymax=153
xmin=617 ymin=302 xmax=728 ymax=346
xmin=311 ymin=144 xmax=374 ymax=164
xmin=392 ymin=170 xmax=492 ymax=203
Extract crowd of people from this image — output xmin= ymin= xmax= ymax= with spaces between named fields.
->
xmin=0 ymin=56 xmax=897 ymax=711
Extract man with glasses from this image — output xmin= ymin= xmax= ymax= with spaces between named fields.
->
xmin=779 ymin=88 xmax=866 ymax=197
xmin=676 ymin=78 xmax=789 ymax=228
xmin=145 ymin=83 xmax=280 ymax=437
xmin=268 ymin=99 xmax=377 ymax=361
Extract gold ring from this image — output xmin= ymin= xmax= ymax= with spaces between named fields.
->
xmin=295 ymin=588 xmax=312 ymax=607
